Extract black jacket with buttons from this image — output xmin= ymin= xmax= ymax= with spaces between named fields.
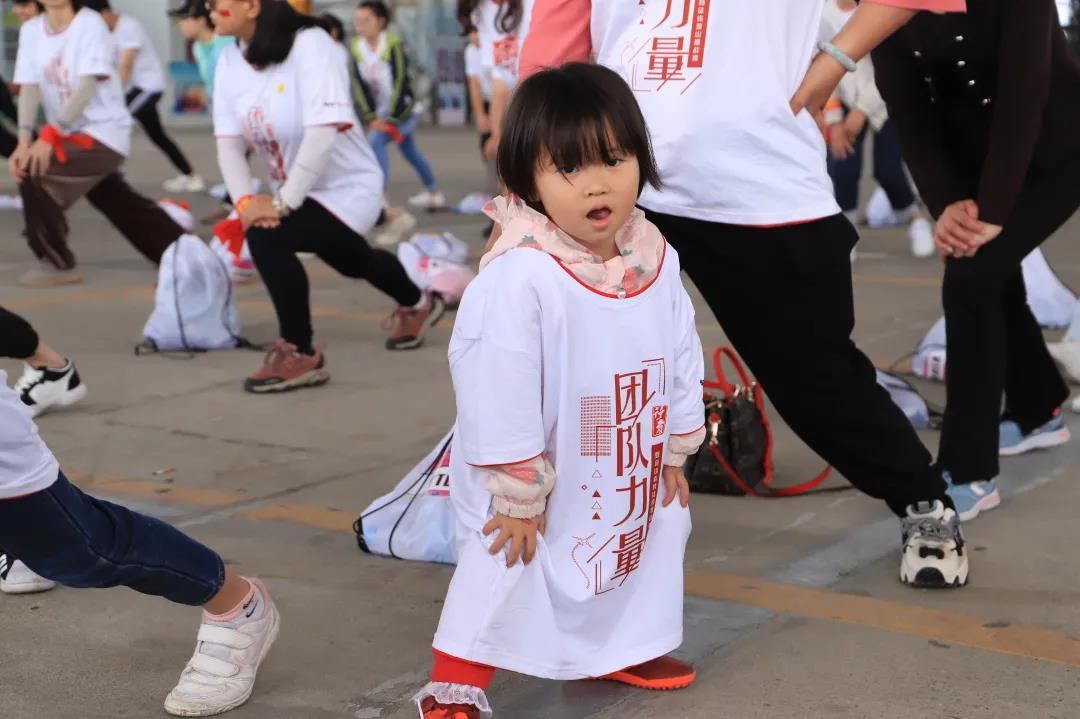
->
xmin=871 ymin=0 xmax=1080 ymax=225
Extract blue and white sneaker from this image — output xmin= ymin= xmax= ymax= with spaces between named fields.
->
xmin=999 ymin=411 xmax=1070 ymax=457
xmin=944 ymin=472 xmax=1001 ymax=522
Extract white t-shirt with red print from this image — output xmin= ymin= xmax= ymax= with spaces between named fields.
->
xmin=473 ymin=0 xmax=534 ymax=90
xmin=213 ymin=28 xmax=383 ymax=236
xmin=434 ymin=244 xmax=703 ymax=679
xmin=112 ymin=15 xmax=166 ymax=93
xmin=589 ymin=0 xmax=840 ymax=225
xmin=13 ymin=10 xmax=132 ymax=156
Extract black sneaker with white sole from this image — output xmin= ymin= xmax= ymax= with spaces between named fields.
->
xmin=900 ymin=500 xmax=969 ymax=588
xmin=14 ymin=360 xmax=88 ymax=417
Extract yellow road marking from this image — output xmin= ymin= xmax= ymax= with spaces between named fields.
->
xmin=684 ymin=571 xmax=1080 ymax=668
xmin=66 ymin=468 xmax=1080 ymax=667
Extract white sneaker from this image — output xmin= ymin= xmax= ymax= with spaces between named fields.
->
xmin=164 ymin=579 xmax=280 ymax=717
xmin=909 ymin=216 xmax=935 ymax=258
xmin=900 ymin=500 xmax=969 ymax=588
xmin=1048 ymin=340 xmax=1080 ymax=384
xmin=19 ymin=262 xmax=83 ymax=288
xmin=0 ymin=554 xmax=56 ymax=594
xmin=164 ymin=174 xmax=208 ymax=193
xmin=14 ymin=361 xmax=87 ymax=417
xmin=407 ymin=190 xmax=447 ymax=210
xmin=374 ymin=211 xmax=418 ymax=247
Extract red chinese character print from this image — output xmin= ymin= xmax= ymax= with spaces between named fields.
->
xmin=610 ymin=526 xmax=647 ymax=585
xmin=615 ymin=369 xmax=654 ymax=424
xmin=652 ymin=406 xmax=668 ymax=437
xmin=614 ymin=474 xmax=649 ymax=527
xmin=616 ymin=423 xmax=649 ymax=477
xmin=44 ymin=57 xmax=73 ymax=106
xmin=492 ymin=35 xmax=520 ymax=72
xmin=243 ymin=107 xmax=287 ymax=183
xmin=629 ymin=0 xmax=710 ymax=94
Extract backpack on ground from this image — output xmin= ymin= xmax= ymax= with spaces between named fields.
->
xmin=139 ymin=234 xmax=242 ymax=353
xmin=354 ymin=429 xmax=457 ymax=564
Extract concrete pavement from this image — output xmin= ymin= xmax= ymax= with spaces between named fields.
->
xmin=1 ymin=127 xmax=1079 ymax=719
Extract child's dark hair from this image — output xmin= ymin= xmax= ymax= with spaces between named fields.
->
xmin=497 ymin=63 xmax=661 ymax=211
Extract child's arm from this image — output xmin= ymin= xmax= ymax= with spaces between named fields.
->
xmin=662 ymin=281 xmax=707 ymax=506
xmin=481 ymin=456 xmax=555 ymax=519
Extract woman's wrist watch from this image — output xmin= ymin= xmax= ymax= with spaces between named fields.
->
xmin=272 ymin=195 xmax=292 ymax=218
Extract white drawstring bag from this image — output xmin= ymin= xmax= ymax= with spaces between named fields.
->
xmin=140 ymin=234 xmax=241 ymax=352
xmin=877 ymin=370 xmax=935 ymax=429
xmin=354 ymin=429 xmax=458 ymax=564
xmin=398 ymin=233 xmax=476 ymax=308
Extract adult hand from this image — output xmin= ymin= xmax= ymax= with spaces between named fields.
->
xmin=8 ymin=140 xmax=31 ymax=183
xmin=934 ymin=200 xmax=983 ymax=258
xmin=843 ymin=109 xmax=867 ymax=141
xmin=370 ymin=119 xmax=391 ymax=133
xmin=27 ymin=138 xmax=54 ymax=177
xmin=483 ymin=512 xmax=546 ymax=568
xmin=239 ymin=193 xmax=279 ymax=231
xmin=829 ymin=122 xmax=854 ymax=160
xmin=790 ymin=52 xmax=848 ymax=131
xmin=661 ymin=465 xmax=690 ymax=509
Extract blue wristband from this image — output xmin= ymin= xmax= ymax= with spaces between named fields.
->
xmin=818 ymin=41 xmax=858 ymax=73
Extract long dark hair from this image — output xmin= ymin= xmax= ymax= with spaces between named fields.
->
xmin=456 ymin=0 xmax=523 ymax=36
xmin=245 ymin=0 xmax=335 ymax=68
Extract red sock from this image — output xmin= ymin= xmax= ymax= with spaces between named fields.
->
xmin=431 ymin=649 xmax=496 ymax=690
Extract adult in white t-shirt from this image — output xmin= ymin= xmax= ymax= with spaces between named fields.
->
xmin=0 ymin=369 xmax=282 ymax=717
xmin=9 ymin=0 xmax=186 ymax=288
xmin=211 ymin=1 xmax=444 ymax=394
xmin=91 ymin=1 xmax=203 ymax=192
xmin=521 ymin=0 xmax=972 ymax=588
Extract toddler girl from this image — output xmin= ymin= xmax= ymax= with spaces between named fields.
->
xmin=414 ymin=62 xmax=707 ymax=719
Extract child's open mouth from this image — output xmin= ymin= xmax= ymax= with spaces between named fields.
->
xmin=586 ymin=206 xmax=612 ymax=228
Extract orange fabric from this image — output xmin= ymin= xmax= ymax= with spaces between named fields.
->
xmin=39 ymin=124 xmax=94 ymax=165
xmin=431 ymin=649 xmax=496 ymax=689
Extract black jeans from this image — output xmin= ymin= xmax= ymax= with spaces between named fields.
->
xmin=246 ymin=199 xmax=422 ymax=353
xmin=126 ymin=88 xmax=194 ymax=176
xmin=938 ymin=156 xmax=1080 ymax=483
xmin=0 ymin=305 xmax=39 ymax=359
xmin=648 ymin=210 xmax=948 ymax=517
xmin=0 ymin=472 xmax=224 ymax=606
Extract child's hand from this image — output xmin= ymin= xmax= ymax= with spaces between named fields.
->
xmin=662 ymin=465 xmax=690 ymax=509
xmin=483 ymin=513 xmax=546 ymax=568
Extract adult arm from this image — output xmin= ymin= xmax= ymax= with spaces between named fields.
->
xmin=277 ymin=124 xmax=337 ymax=211
xmin=215 ymin=135 xmax=255 ymax=208
xmin=118 ymin=48 xmax=137 ymax=90
xmin=385 ymin=41 xmax=412 ymax=124
xmin=16 ymin=84 xmax=41 ymax=141
xmin=974 ymin=0 xmax=1054 ymax=226
xmin=518 ymin=0 xmax=591 ymax=81
xmin=55 ymin=75 xmax=98 ymax=132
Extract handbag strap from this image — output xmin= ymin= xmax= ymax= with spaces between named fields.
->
xmin=704 ymin=346 xmax=835 ymax=498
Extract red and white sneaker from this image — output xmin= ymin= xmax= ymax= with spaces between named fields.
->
xmin=385 ymin=292 xmax=446 ymax=351
xmin=243 ymin=341 xmax=329 ymax=394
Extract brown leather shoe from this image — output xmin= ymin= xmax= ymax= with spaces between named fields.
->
xmin=384 ymin=291 xmax=446 ymax=350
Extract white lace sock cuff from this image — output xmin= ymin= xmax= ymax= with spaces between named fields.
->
xmin=412 ymin=682 xmax=493 ymax=719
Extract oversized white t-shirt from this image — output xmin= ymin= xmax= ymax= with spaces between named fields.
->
xmin=13 ymin=10 xmax=132 ymax=156
xmin=464 ymin=43 xmax=493 ymax=102
xmin=590 ymin=1 xmax=840 ymax=225
xmin=0 ymin=372 xmax=60 ymax=501
xmin=434 ymin=246 xmax=704 ymax=679
xmin=213 ymin=29 xmax=383 ymax=235
xmin=112 ymin=15 xmax=166 ymax=93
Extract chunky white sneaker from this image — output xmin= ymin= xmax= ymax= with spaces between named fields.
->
xmin=374 ymin=210 xmax=418 ymax=247
xmin=407 ymin=190 xmax=447 ymax=210
xmin=164 ymin=579 xmax=280 ymax=717
xmin=164 ymin=174 xmax=208 ymax=193
xmin=14 ymin=361 xmax=87 ymax=417
xmin=0 ymin=554 xmax=56 ymax=594
xmin=900 ymin=500 xmax=969 ymax=588
xmin=909 ymin=217 xmax=935 ymax=258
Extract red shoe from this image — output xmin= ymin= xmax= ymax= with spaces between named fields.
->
xmin=384 ymin=291 xmax=447 ymax=350
xmin=595 ymin=655 xmax=696 ymax=691
xmin=419 ymin=696 xmax=482 ymax=719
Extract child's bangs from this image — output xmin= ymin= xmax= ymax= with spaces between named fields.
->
xmin=540 ymin=100 xmax=633 ymax=173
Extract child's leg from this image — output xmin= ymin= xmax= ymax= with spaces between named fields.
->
xmin=0 ymin=470 xmax=280 ymax=716
xmin=414 ymin=650 xmax=495 ymax=718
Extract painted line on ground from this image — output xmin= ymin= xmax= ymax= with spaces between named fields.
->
xmin=683 ymin=571 xmax=1080 ymax=668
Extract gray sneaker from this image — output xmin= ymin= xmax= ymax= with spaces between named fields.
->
xmin=19 ymin=262 xmax=83 ymax=288
xmin=900 ymin=500 xmax=968 ymax=588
